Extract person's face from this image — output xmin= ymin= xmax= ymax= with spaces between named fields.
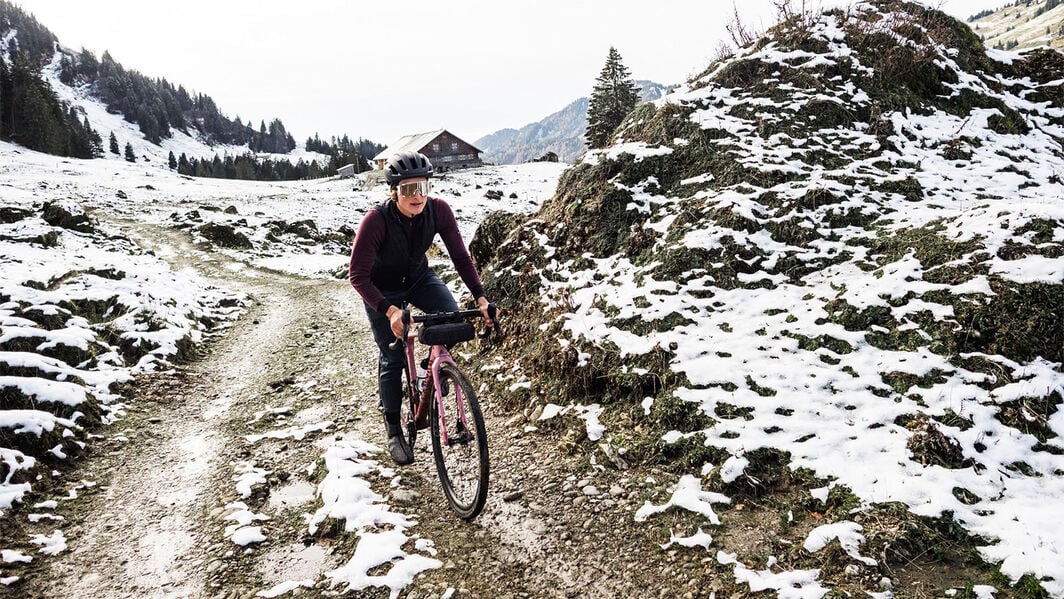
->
xmin=395 ymin=177 xmax=430 ymax=218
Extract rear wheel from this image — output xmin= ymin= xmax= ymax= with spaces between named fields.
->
xmin=430 ymin=363 xmax=488 ymax=520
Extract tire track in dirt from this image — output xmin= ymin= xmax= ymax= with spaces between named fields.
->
xmin=20 ymin=221 xmax=350 ymax=598
xmin=18 ymin=218 xmax=702 ymax=599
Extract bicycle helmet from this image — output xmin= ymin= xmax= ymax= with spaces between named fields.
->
xmin=384 ymin=151 xmax=434 ymax=186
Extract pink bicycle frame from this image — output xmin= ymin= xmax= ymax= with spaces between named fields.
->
xmin=404 ymin=330 xmax=468 ymax=447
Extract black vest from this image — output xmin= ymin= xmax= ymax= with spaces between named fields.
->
xmin=371 ymin=198 xmax=437 ymax=292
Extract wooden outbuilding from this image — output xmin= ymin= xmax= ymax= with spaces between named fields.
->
xmin=373 ymin=129 xmax=483 ymax=172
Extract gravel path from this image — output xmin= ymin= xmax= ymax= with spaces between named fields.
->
xmin=13 ymin=220 xmax=710 ymax=599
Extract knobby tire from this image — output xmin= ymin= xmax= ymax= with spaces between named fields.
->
xmin=430 ymin=363 xmax=489 ymax=520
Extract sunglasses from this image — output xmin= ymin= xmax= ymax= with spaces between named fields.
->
xmin=397 ymin=180 xmax=430 ymax=197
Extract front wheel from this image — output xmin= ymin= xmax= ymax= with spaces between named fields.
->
xmin=430 ymin=363 xmax=489 ymax=520
xmin=398 ymin=363 xmax=418 ymax=450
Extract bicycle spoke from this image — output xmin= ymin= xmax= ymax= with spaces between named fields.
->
xmin=430 ymin=363 xmax=489 ymax=520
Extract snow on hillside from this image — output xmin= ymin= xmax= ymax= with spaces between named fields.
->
xmin=970 ymin=0 xmax=1064 ymax=50
xmin=477 ymin=2 xmax=1064 ymax=596
xmin=40 ymin=49 xmax=332 ymax=167
xmin=1 ymin=136 xmax=565 ymax=279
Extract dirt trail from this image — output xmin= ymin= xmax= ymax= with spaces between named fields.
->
xmin=13 ymin=221 xmax=709 ymax=599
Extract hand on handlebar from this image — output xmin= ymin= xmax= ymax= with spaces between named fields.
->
xmin=477 ymin=296 xmax=493 ymax=330
xmin=477 ymin=298 xmax=502 ymax=343
xmin=388 ymin=306 xmax=409 ymax=340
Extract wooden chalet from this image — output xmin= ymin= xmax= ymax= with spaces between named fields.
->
xmin=373 ymin=129 xmax=483 ymax=172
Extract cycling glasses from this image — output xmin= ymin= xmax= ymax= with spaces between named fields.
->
xmin=397 ymin=180 xmax=431 ymax=197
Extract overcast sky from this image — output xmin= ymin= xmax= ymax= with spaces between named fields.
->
xmin=13 ymin=0 xmax=1006 ymax=146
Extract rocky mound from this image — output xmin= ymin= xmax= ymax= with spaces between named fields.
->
xmin=473 ymin=1 xmax=1064 ymax=594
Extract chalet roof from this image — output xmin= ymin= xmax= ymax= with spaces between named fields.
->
xmin=373 ymin=129 xmax=482 ymax=160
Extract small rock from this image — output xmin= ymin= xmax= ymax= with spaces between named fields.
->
xmin=528 ymin=405 xmax=544 ymax=421
xmin=503 ymin=491 xmax=524 ymax=502
xmin=844 ymin=564 xmax=860 ymax=576
xmin=392 ymin=489 xmax=420 ymax=504
xmin=582 ymin=485 xmax=599 ymax=496
xmin=600 ymin=443 xmax=630 ymax=469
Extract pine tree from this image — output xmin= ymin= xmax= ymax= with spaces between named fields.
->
xmin=585 ymin=47 xmax=640 ymax=149
xmin=84 ymin=117 xmax=103 ymax=157
xmin=9 ymin=59 xmax=67 ymax=155
xmin=168 ymin=151 xmax=177 ymax=169
xmin=124 ymin=142 xmax=135 ymax=162
xmin=109 ymin=131 xmax=119 ymax=154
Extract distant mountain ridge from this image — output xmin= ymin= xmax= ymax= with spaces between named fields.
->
xmin=969 ymin=0 xmax=1064 ymax=50
xmin=475 ymin=80 xmax=670 ymax=165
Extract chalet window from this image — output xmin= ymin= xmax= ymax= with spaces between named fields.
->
xmin=451 ymin=142 xmax=459 ymax=151
xmin=432 ymin=143 xmax=440 ymax=152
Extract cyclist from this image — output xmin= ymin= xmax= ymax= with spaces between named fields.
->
xmin=349 ymin=151 xmax=493 ymax=466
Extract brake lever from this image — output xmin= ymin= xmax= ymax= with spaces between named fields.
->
xmin=386 ymin=309 xmax=411 ymax=350
xmin=477 ymin=303 xmax=502 ymax=343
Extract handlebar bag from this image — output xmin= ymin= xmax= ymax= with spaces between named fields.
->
xmin=419 ymin=322 xmax=476 ymax=346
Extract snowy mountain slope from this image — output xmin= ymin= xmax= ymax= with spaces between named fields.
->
xmin=2 ymin=0 xmax=329 ymax=168
xmin=39 ymin=51 xmax=331 ymax=168
xmin=473 ymin=1 xmax=1064 ymax=595
xmin=39 ymin=55 xmax=233 ymax=167
xmin=970 ymin=0 xmax=1064 ymax=51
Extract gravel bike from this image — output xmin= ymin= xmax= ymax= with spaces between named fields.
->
xmin=388 ymin=304 xmax=500 ymax=520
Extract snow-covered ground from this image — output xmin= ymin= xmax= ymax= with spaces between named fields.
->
xmin=0 ymin=139 xmax=565 ymax=593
